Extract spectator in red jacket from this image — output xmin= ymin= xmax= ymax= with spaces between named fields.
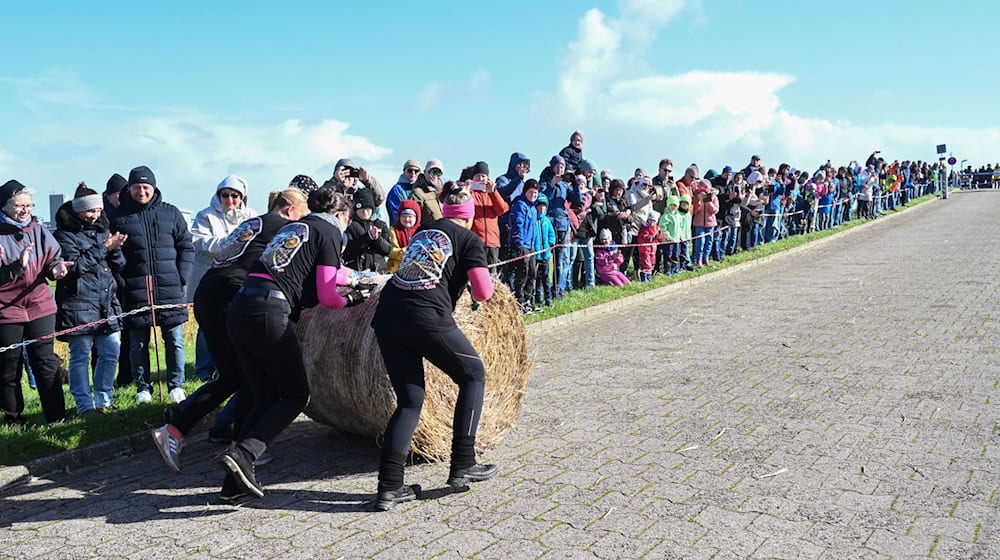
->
xmin=467 ymin=161 xmax=509 ymax=266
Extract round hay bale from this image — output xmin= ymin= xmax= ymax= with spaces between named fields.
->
xmin=296 ymin=277 xmax=529 ymax=461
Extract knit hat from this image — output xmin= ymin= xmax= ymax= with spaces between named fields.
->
xmin=704 ymin=169 xmax=718 ymax=180
xmin=549 ymin=155 xmax=565 ymax=167
xmin=666 ymin=195 xmax=679 ymax=208
xmin=289 ymin=174 xmax=318 ymax=194
xmin=470 ymin=161 xmax=490 ymax=178
xmin=0 ymin=180 xmax=27 ymax=209
xmin=576 ymin=175 xmax=587 ymax=186
xmin=72 ymin=184 xmax=102 ymax=213
xmin=127 ymin=166 xmax=156 ymax=188
xmin=105 ymin=173 xmax=128 ymax=195
xmin=535 ymin=193 xmax=548 ymax=207
xmin=679 ymin=194 xmax=692 ymax=205
xmin=646 ymin=210 xmax=660 ymax=224
xmin=578 ymin=160 xmax=596 ymax=174
xmin=599 ymin=228 xmax=612 ymax=242
xmin=403 ymin=159 xmax=422 ymax=172
xmin=353 ymin=187 xmax=376 ymax=210
xmin=696 ymin=179 xmax=712 ymax=193
xmin=746 ymin=171 xmax=763 ymax=185
xmin=638 ymin=177 xmax=651 ymax=186
xmin=217 ymin=175 xmax=248 ymax=199
xmin=425 ymin=159 xmax=444 ymax=173
xmin=722 ymin=166 xmax=733 ymax=174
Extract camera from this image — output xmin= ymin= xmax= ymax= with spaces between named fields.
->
xmin=347 ymin=167 xmax=361 ymax=178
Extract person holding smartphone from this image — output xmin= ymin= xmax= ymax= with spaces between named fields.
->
xmin=467 ymin=161 xmax=508 ymax=266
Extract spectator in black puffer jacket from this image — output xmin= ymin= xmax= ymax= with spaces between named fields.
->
xmin=342 ymin=186 xmax=391 ymax=273
xmin=110 ymin=166 xmax=194 ymax=405
xmin=53 ymin=184 xmax=127 ymax=415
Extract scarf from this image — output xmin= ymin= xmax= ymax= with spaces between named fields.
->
xmin=3 ymin=214 xmax=32 ymax=228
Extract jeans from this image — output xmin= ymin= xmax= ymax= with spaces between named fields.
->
xmin=67 ymin=332 xmax=120 ymax=414
xmin=577 ymin=238 xmax=595 ymax=287
xmin=557 ymin=235 xmax=576 ymax=294
xmin=194 ymin=329 xmax=217 ymax=381
xmin=552 ymin=230 xmax=570 ymax=296
xmin=710 ymin=226 xmax=724 ymax=260
xmin=764 ymin=212 xmax=780 ymax=243
xmin=722 ymin=224 xmax=740 ymax=254
xmin=692 ymin=226 xmax=712 ymax=263
xmin=129 ymin=324 xmax=186 ymax=393
xmin=512 ymin=248 xmax=537 ymax=307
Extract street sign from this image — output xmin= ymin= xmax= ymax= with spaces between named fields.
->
xmin=936 ymin=144 xmax=947 ymax=154
xmin=947 ymin=156 xmax=957 ymax=165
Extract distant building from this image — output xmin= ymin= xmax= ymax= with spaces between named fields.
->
xmin=49 ymin=194 xmax=65 ymax=225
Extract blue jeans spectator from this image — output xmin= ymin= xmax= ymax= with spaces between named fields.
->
xmin=22 ymin=347 xmax=36 ymax=389
xmin=557 ymin=237 xmax=576 ymax=294
xmin=764 ymin=211 xmax=781 ymax=243
xmin=578 ymin=238 xmax=595 ymax=287
xmin=722 ymin=224 xmax=740 ymax=255
xmin=67 ymin=332 xmax=120 ymax=414
xmin=693 ymin=226 xmax=712 ymax=264
xmin=194 ymin=329 xmax=216 ymax=381
xmin=710 ymin=226 xmax=724 ymax=260
xmin=129 ymin=324 xmax=186 ymax=393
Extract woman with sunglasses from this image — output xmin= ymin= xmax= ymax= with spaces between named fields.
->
xmin=187 ymin=176 xmax=257 ymax=382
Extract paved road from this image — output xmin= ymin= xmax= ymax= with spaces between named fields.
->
xmin=2 ymin=193 xmax=998 ymax=559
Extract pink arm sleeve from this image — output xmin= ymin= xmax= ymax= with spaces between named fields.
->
xmin=316 ymin=265 xmax=348 ymax=309
xmin=468 ymin=267 xmax=494 ymax=302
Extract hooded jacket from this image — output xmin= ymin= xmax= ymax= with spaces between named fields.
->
xmin=188 ymin=190 xmax=256 ymax=302
xmin=559 ymin=144 xmax=583 ymax=174
xmin=0 ymin=217 xmax=63 ymax=324
xmin=496 ymin=153 xmax=529 ymax=202
xmin=110 ymin=188 xmax=194 ymax=329
xmin=507 ymin=192 xmax=539 ymax=251
xmin=543 ymin=179 xmax=573 ymax=232
xmin=322 ymin=158 xmax=386 ymax=208
xmin=52 ymin=202 xmax=125 ymax=336
xmin=388 ymin=200 xmax=421 ymax=272
xmin=385 ymin=174 xmax=415 ymax=227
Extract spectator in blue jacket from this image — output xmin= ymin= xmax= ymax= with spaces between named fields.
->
xmin=534 ymin=193 xmax=556 ymax=308
xmin=385 ymin=159 xmax=423 ymax=226
xmin=542 ymin=156 xmax=574 ymax=298
xmin=507 ymin=180 xmax=540 ymax=313
xmin=496 ymin=153 xmax=531 ymax=202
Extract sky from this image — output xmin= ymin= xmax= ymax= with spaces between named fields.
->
xmin=2 ymin=0 xmax=998 ymax=219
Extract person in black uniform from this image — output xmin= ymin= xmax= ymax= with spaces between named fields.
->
xmin=371 ymin=180 xmax=498 ymax=511
xmin=220 ymin=188 xmax=368 ymax=498
xmin=150 ymin=189 xmax=308 ymax=477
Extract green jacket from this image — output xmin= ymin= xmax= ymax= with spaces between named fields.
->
xmin=658 ymin=209 xmax=681 ymax=241
xmin=677 ymin=211 xmax=692 ymax=241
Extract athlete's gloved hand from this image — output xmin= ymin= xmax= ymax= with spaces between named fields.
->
xmin=344 ymin=289 xmax=369 ymax=307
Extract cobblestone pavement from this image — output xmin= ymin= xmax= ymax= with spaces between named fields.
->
xmin=2 ymin=193 xmax=998 ymax=559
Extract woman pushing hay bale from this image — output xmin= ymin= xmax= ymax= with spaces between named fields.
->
xmin=296 ymin=276 xmax=529 ymax=462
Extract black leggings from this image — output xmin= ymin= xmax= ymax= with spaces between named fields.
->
xmin=375 ymin=325 xmax=486 ymax=455
xmin=227 ymin=292 xmax=309 ymax=460
xmin=172 ymin=285 xmax=251 ymax=435
xmin=0 ymin=314 xmax=65 ymax=424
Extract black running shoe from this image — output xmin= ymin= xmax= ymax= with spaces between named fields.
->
xmin=447 ymin=463 xmax=499 ymax=487
xmin=218 ymin=447 xmax=264 ymax=498
xmin=219 ymin=472 xmax=247 ymax=504
xmin=375 ymin=484 xmax=421 ymax=511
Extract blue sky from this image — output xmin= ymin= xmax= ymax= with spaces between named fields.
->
xmin=2 ymin=0 xmax=997 ymax=218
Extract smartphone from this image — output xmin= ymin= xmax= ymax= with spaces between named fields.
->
xmin=471 ymin=181 xmax=487 ymax=192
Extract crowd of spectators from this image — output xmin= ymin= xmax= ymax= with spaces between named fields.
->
xmin=0 ymin=134 xmax=959 ymax=426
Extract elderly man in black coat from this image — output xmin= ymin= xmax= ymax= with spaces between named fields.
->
xmin=111 ymin=166 xmax=194 ymax=404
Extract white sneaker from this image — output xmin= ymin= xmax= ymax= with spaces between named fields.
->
xmin=169 ymin=388 xmax=186 ymax=403
xmin=151 ymin=424 xmax=184 ymax=472
xmin=136 ymin=390 xmax=153 ymax=404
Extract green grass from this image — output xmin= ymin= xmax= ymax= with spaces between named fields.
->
xmin=0 ymin=191 xmax=944 ymax=466
xmin=0 ymin=338 xmax=201 ymax=466
xmin=525 ymin=191 xmax=941 ymax=324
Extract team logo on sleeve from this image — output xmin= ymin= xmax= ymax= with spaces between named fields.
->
xmin=392 ymin=229 xmax=453 ymax=291
xmin=212 ymin=217 xmax=264 ymax=269
xmin=260 ymin=222 xmax=309 ymax=272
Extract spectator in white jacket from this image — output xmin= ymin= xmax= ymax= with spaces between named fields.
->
xmin=189 ymin=175 xmax=257 ymax=380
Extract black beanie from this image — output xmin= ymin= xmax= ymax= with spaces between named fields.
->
xmin=0 ymin=180 xmax=27 ymax=209
xmin=105 ymin=173 xmax=128 ymax=195
xmin=353 ymin=187 xmax=376 ymax=210
xmin=127 ymin=166 xmax=156 ymax=188
xmin=471 ymin=161 xmax=490 ymax=178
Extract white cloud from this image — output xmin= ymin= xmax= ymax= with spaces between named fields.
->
xmin=0 ymin=114 xmax=393 ymax=214
xmin=417 ymin=68 xmax=491 ymax=110
xmin=541 ymin=1 xmax=1000 ymax=172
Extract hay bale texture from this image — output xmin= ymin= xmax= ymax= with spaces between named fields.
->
xmin=296 ymin=277 xmax=530 ymax=461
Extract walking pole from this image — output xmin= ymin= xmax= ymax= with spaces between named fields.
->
xmin=145 ymin=275 xmax=165 ymax=403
